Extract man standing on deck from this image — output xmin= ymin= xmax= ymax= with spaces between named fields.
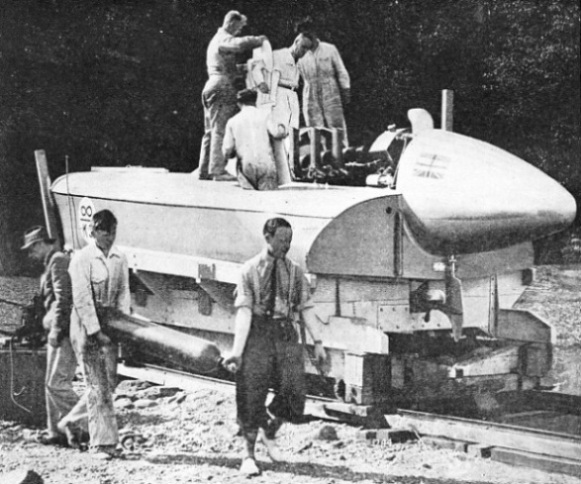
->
xmin=21 ymin=226 xmax=77 ymax=448
xmin=197 ymin=10 xmax=267 ymax=181
xmin=223 ymin=217 xmax=327 ymax=476
xmin=247 ymin=34 xmax=314 ymax=179
xmin=297 ymin=22 xmax=351 ymax=147
xmin=223 ymin=89 xmax=284 ymax=191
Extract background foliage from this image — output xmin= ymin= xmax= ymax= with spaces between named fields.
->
xmin=0 ymin=0 xmax=579 ymax=273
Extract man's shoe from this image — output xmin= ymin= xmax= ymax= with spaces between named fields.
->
xmin=57 ymin=421 xmax=80 ymax=449
xmin=37 ymin=432 xmax=68 ymax=447
xmin=239 ymin=457 xmax=261 ymax=476
xmin=258 ymin=428 xmax=284 ymax=462
xmin=212 ymin=172 xmax=237 ymax=182
xmin=90 ymin=445 xmax=122 ymax=460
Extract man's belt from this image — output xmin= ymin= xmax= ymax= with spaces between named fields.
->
xmin=278 ymin=80 xmax=298 ymax=91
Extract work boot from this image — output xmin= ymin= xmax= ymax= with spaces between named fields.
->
xmin=239 ymin=457 xmax=261 ymax=476
xmin=258 ymin=428 xmax=285 ymax=462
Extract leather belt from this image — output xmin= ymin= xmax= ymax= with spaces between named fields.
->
xmin=278 ymin=81 xmax=297 ymax=91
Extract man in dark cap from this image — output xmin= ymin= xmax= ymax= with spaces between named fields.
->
xmin=21 ymin=226 xmax=77 ymax=447
xmin=223 ymin=88 xmax=286 ymax=190
xmin=198 ymin=10 xmax=267 ymax=181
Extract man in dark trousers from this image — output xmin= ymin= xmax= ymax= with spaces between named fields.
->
xmin=223 ymin=217 xmax=327 ymax=476
xmin=21 ymin=226 xmax=77 ymax=446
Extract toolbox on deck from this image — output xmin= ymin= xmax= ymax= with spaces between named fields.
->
xmin=0 ymin=347 xmax=46 ymax=427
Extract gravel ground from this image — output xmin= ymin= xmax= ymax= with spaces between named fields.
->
xmin=1 ymin=266 xmax=580 ymax=484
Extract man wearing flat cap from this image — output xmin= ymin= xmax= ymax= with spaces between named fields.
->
xmin=198 ymin=10 xmax=267 ymax=181
xmin=21 ymin=226 xmax=78 ymax=447
xmin=223 ymin=88 xmax=285 ymax=190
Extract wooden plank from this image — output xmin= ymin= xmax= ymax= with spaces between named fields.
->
xmin=34 ymin=150 xmax=60 ymax=243
xmin=385 ymin=409 xmax=581 ymax=461
xmin=422 ymin=436 xmax=470 ymax=452
xmin=492 ymin=447 xmax=581 ymax=478
xmin=358 ymin=428 xmax=417 ymax=444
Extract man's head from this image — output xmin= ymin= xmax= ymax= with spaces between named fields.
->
xmin=290 ymin=34 xmax=313 ymax=60
xmin=223 ymin=10 xmax=247 ymax=36
xmin=90 ymin=209 xmax=118 ymax=253
xmin=294 ymin=17 xmax=318 ymax=43
xmin=21 ymin=226 xmax=55 ymax=262
xmin=236 ymin=88 xmax=258 ymax=107
xmin=263 ymin=218 xmax=293 ymax=259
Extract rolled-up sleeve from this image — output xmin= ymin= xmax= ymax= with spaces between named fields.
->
xmin=234 ymin=264 xmax=254 ymax=310
xmin=69 ymin=251 xmax=101 ymax=336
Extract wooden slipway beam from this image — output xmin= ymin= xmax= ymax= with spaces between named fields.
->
xmin=385 ymin=409 xmax=581 ymax=462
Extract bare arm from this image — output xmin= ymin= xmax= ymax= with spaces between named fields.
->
xmin=218 ymin=34 xmax=266 ymax=54
xmin=223 ymin=306 xmax=252 ymax=372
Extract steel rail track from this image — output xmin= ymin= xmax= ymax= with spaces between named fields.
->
xmin=117 ymin=362 xmax=381 ymax=424
xmin=118 ymin=362 xmax=581 ymax=477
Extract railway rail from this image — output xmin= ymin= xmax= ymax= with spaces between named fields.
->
xmin=118 ymin=362 xmax=581 ymax=478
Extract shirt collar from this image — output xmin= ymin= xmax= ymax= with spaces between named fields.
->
xmin=260 ymin=247 xmax=286 ymax=264
xmin=86 ymin=239 xmax=122 ymax=260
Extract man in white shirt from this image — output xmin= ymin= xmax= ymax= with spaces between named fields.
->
xmin=223 ymin=89 xmax=284 ymax=190
xmin=247 ymin=35 xmax=313 ymax=179
xmin=59 ymin=210 xmax=130 ymax=460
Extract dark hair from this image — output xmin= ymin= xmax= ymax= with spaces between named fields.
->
xmin=92 ymin=209 xmax=117 ymax=233
xmin=236 ymin=88 xmax=258 ymax=105
xmin=263 ymin=218 xmax=292 ymax=237
xmin=294 ymin=16 xmax=316 ymax=37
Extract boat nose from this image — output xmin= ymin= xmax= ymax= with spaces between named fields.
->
xmin=396 ymin=130 xmax=577 ymax=255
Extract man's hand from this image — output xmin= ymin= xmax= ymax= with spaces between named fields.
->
xmin=341 ymin=88 xmax=351 ymax=106
xmin=222 ymin=352 xmax=242 ymax=373
xmin=89 ymin=330 xmax=111 ymax=347
xmin=257 ymin=82 xmax=270 ymax=94
xmin=258 ymin=35 xmax=268 ymax=44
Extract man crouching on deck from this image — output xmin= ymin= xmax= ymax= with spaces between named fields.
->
xmin=223 ymin=217 xmax=327 ymax=476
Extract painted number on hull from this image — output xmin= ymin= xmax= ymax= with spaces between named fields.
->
xmin=79 ymin=197 xmax=95 ymax=242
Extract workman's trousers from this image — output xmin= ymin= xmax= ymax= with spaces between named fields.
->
xmin=236 ymin=316 xmax=306 ymax=439
xmin=45 ymin=337 xmax=79 ymax=437
xmin=237 ymin=161 xmax=278 ymax=191
xmin=201 ymin=76 xmax=238 ymax=177
xmin=65 ymin=328 xmax=118 ymax=448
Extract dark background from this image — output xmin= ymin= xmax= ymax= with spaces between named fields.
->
xmin=0 ymin=0 xmax=579 ymax=273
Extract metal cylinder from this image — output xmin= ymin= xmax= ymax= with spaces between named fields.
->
xmin=104 ymin=309 xmax=222 ymax=374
